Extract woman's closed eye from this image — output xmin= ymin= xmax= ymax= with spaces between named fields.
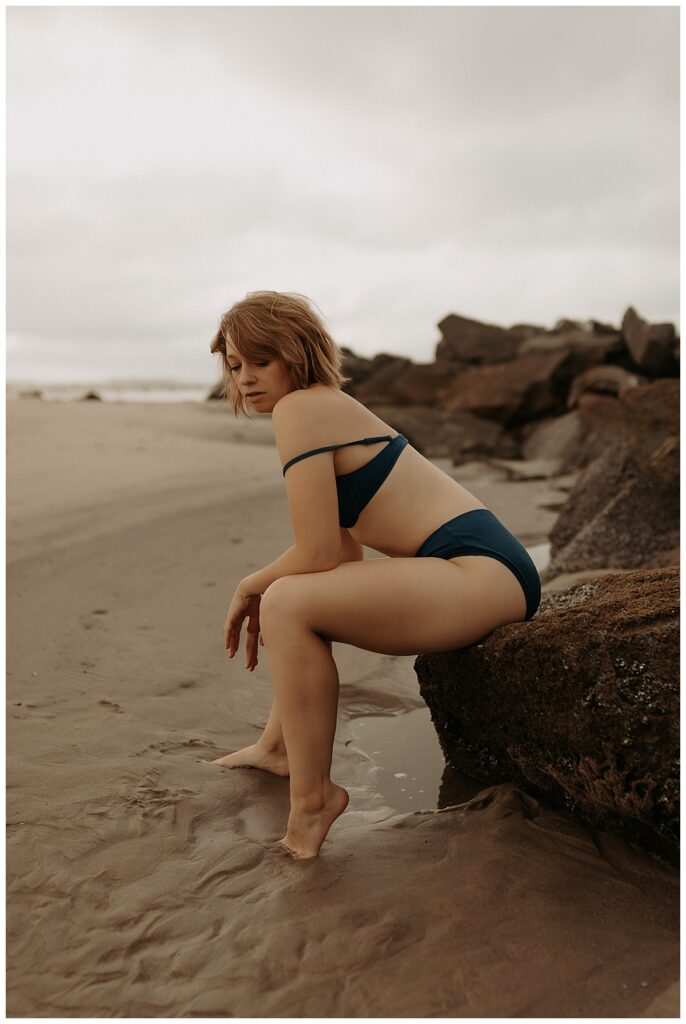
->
xmin=229 ymin=361 xmax=270 ymax=372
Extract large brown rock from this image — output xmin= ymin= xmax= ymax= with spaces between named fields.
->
xmin=435 ymin=313 xmax=525 ymax=365
xmin=439 ymin=350 xmax=572 ymax=424
xmin=522 ymin=393 xmax=630 ymax=475
xmin=365 ymin=404 xmax=518 ymax=460
xmin=566 ymin=364 xmax=643 ymax=408
xmin=372 ymin=362 xmax=463 ymax=407
xmin=353 ymin=354 xmax=413 ymax=403
xmin=519 ymin=324 xmax=624 ymax=364
xmin=621 ymin=307 xmax=679 ymax=378
xmin=520 ymin=410 xmax=585 ymax=466
xmin=415 ymin=567 xmax=679 ymax=866
xmin=542 ymin=380 xmax=679 ymax=581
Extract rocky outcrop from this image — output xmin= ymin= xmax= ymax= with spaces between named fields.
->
xmin=622 ymin=306 xmax=679 ymax=377
xmin=435 ymin=313 xmax=526 ymax=365
xmin=339 ymin=306 xmax=679 ymax=463
xmin=541 ymin=380 xmax=679 ymax=583
xmin=350 ymin=354 xmax=412 ymax=403
xmin=414 ymin=566 xmax=679 ymax=866
xmin=566 ymin=364 xmax=643 ymax=408
xmin=365 ymin=403 xmax=519 ymax=462
xmin=520 ymin=410 xmax=586 ymax=467
xmin=519 ymin=322 xmax=624 ymax=364
xmin=438 ymin=349 xmax=572 ymax=424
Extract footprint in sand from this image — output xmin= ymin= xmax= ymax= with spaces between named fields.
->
xmin=98 ymin=699 xmax=124 ymax=714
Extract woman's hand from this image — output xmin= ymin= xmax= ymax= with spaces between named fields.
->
xmin=224 ymin=582 xmax=264 ymax=672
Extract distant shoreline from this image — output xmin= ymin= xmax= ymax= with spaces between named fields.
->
xmin=6 ymin=381 xmax=214 ymax=403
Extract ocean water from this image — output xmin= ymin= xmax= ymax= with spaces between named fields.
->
xmin=7 ymin=382 xmax=213 ymax=403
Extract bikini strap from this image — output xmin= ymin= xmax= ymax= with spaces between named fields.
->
xmin=282 ymin=435 xmax=395 ymax=475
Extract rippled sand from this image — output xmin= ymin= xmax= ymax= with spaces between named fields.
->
xmin=6 ymin=398 xmax=679 ymax=1017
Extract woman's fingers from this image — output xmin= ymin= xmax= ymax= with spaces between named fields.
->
xmin=226 ymin=622 xmax=238 ymax=656
xmin=245 ymin=629 xmax=258 ymax=670
xmin=223 ymin=611 xmax=261 ymax=667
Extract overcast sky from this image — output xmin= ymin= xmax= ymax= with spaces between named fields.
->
xmin=6 ymin=5 xmax=680 ymax=384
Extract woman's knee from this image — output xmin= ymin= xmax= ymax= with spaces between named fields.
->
xmin=260 ymin=577 xmax=308 ymax=628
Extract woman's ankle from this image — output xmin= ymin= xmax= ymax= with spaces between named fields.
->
xmin=257 ymin=737 xmax=287 ymax=757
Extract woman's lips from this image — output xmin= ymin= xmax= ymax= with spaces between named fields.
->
xmin=247 ymin=393 xmax=264 ymax=401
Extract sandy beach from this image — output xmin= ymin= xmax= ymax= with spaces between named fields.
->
xmin=6 ymin=398 xmax=679 ymax=1017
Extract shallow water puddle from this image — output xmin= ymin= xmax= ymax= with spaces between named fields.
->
xmin=348 ymin=705 xmax=486 ymax=813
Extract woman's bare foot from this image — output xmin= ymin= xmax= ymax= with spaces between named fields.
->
xmin=210 ymin=743 xmax=290 ymax=777
xmin=279 ymin=783 xmax=350 ymax=859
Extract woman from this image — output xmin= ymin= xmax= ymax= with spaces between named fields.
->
xmin=209 ymin=290 xmax=541 ymax=860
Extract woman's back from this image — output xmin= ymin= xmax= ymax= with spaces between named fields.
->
xmin=288 ymin=384 xmax=487 ymax=558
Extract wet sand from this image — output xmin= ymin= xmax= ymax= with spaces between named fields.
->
xmin=6 ymin=398 xmax=679 ymax=1017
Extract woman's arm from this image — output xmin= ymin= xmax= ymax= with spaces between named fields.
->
xmin=240 ymin=544 xmax=337 ymax=597
xmin=240 ymin=530 xmax=362 ymax=597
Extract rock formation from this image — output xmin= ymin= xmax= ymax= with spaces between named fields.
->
xmin=415 ymin=566 xmax=679 ymax=866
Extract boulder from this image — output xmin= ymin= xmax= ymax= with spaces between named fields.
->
xmin=621 ymin=307 xmax=679 ymax=378
xmin=519 ymin=324 xmax=624 ymax=365
xmin=435 ymin=313 xmax=525 ymax=365
xmin=79 ymin=391 xmax=102 ymax=402
xmin=353 ymin=354 xmax=413 ymax=403
xmin=439 ymin=349 xmax=572 ymax=425
xmin=567 ymin=364 xmax=643 ymax=408
xmin=542 ymin=380 xmax=679 ymax=582
xmin=378 ymin=362 xmax=463 ymax=406
xmin=365 ymin=403 xmax=518 ymax=461
xmin=567 ymin=393 xmax=631 ymax=470
xmin=521 ymin=410 xmax=586 ymax=466
xmin=414 ymin=566 xmax=679 ymax=866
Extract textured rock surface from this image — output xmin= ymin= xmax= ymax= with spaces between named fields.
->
xmin=414 ymin=566 xmax=679 ymax=866
xmin=435 ymin=312 xmax=525 ymax=364
xmin=364 ymin=403 xmax=519 ymax=461
xmin=519 ymin=324 xmax=623 ymax=364
xmin=542 ymin=380 xmax=679 ymax=582
xmin=621 ymin=306 xmax=679 ymax=377
xmin=566 ymin=363 xmax=643 ymax=407
xmin=439 ymin=349 xmax=572 ymax=424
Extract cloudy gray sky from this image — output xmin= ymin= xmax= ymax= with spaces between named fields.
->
xmin=7 ymin=5 xmax=679 ymax=384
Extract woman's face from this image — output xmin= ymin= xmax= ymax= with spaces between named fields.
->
xmin=226 ymin=347 xmax=298 ymax=412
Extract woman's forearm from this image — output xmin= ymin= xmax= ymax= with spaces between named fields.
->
xmin=241 ymin=544 xmax=337 ymax=596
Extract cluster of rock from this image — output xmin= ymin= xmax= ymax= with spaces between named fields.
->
xmin=397 ymin=306 xmax=679 ymax=866
xmin=342 ymin=305 xmax=678 ymax=465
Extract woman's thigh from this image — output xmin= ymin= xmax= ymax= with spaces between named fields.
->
xmin=260 ymin=556 xmax=527 ymax=656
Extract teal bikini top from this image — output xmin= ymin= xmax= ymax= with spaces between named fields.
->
xmin=282 ymin=433 xmax=409 ymax=528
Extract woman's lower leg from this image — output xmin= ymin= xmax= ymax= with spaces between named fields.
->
xmin=262 ymin=618 xmax=340 ymax=806
xmin=258 ymin=697 xmax=287 ymax=754
xmin=260 ymin=615 xmax=348 ymax=856
xmin=256 ymin=639 xmax=332 ymax=758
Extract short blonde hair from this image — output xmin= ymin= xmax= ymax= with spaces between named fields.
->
xmin=210 ymin=290 xmax=352 ymax=417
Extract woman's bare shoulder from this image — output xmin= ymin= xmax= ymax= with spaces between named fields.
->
xmin=273 ymin=385 xmax=350 ymax=427
xmin=272 ymin=386 xmax=347 ymax=458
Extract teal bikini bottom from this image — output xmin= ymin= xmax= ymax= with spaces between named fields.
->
xmin=414 ymin=509 xmax=541 ymax=621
